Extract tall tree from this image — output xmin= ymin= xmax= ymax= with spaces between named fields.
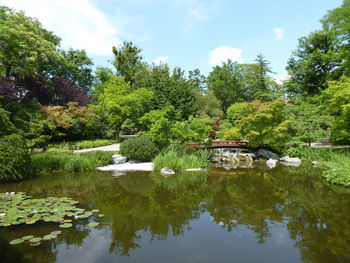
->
xmin=112 ymin=41 xmax=142 ymax=89
xmin=286 ymin=29 xmax=343 ymax=95
xmin=0 ymin=6 xmax=61 ymax=79
xmin=206 ymin=60 xmax=247 ymax=113
xmin=189 ymin=68 xmax=206 ymax=91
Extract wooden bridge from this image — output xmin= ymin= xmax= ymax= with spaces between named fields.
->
xmin=187 ymin=140 xmax=248 ymax=149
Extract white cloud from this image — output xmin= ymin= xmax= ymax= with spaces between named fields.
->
xmin=1 ymin=0 xmax=122 ymax=55
xmin=274 ymin=72 xmax=291 ymax=85
xmin=208 ymin=46 xmax=243 ymax=66
xmin=153 ymin=56 xmax=168 ymax=64
xmin=273 ymin=27 xmax=284 ymax=40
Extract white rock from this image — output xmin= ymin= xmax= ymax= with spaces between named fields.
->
xmin=161 ymin=168 xmax=175 ymax=176
xmin=112 ymin=155 xmax=127 ymax=164
xmin=97 ymin=162 xmax=153 ymax=172
xmin=266 ymin=158 xmax=277 ymax=168
xmin=280 ymin=156 xmax=301 ymax=164
xmin=312 ymin=161 xmax=320 ymax=167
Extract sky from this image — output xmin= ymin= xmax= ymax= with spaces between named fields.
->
xmin=0 ymin=0 xmax=344 ymax=83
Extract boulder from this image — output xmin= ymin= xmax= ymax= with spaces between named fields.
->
xmin=112 ymin=155 xmax=127 ymax=164
xmin=161 ymin=168 xmax=175 ymax=176
xmin=280 ymin=156 xmax=301 ymax=164
xmin=266 ymin=158 xmax=277 ymax=168
xmin=257 ymin=149 xmax=279 ymax=160
xmin=312 ymin=161 xmax=320 ymax=167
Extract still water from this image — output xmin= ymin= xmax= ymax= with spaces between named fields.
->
xmin=0 ymin=164 xmax=350 ymax=263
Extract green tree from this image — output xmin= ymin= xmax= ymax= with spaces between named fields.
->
xmin=112 ymin=41 xmax=142 ymax=89
xmin=322 ymin=0 xmax=350 ymax=76
xmin=227 ymin=99 xmax=291 ymax=147
xmin=323 ymin=76 xmax=350 ymax=144
xmin=286 ymin=29 xmax=343 ymax=95
xmin=0 ymin=6 xmax=61 ymax=78
xmin=189 ymin=68 xmax=206 ymax=91
xmin=207 ymin=60 xmax=248 ymax=113
xmin=97 ymin=76 xmax=153 ymax=138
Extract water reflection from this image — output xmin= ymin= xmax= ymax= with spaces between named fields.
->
xmin=0 ymin=164 xmax=349 ymax=262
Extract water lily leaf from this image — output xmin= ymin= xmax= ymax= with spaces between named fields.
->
xmin=29 ymin=237 xmax=42 ymax=243
xmin=59 ymin=223 xmax=72 ymax=228
xmin=29 ymin=242 xmax=41 ymax=246
xmin=88 ymin=222 xmax=99 ymax=227
xmin=51 ymin=230 xmax=61 ymax=235
xmin=43 ymin=234 xmax=57 ymax=240
xmin=91 ymin=209 xmax=99 ymax=213
xmin=10 ymin=238 xmax=24 ymax=245
xmin=22 ymin=235 xmax=34 ymax=240
xmin=64 ymin=219 xmax=72 ymax=223
xmin=98 ymin=214 xmax=104 ymax=217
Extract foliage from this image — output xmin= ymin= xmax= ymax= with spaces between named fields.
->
xmin=286 ymin=28 xmax=343 ymax=96
xmin=32 ymin=151 xmax=113 ymax=173
xmin=0 ymin=101 xmax=16 ymax=136
xmin=120 ymin=136 xmax=159 ymax=161
xmin=153 ymin=150 xmax=209 ymax=171
xmin=222 ymin=127 xmax=242 ymax=140
xmin=0 ymin=134 xmax=32 ymax=181
xmin=226 ymin=99 xmax=291 ymax=147
xmin=196 ymin=90 xmax=224 ymax=119
xmin=323 ymin=76 xmax=350 ymax=144
xmin=0 ymin=6 xmax=61 ymax=78
xmin=97 ymin=76 xmax=153 ymax=138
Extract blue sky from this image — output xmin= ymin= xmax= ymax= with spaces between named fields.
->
xmin=0 ymin=0 xmax=344 ymax=82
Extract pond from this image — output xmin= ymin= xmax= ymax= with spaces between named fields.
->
xmin=0 ymin=164 xmax=350 ymax=263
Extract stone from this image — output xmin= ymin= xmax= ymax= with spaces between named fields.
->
xmin=257 ymin=149 xmax=279 ymax=160
xmin=185 ymin=168 xmax=207 ymax=172
xmin=280 ymin=156 xmax=301 ymax=164
xmin=112 ymin=155 xmax=127 ymax=164
xmin=312 ymin=161 xmax=320 ymax=167
xmin=266 ymin=158 xmax=277 ymax=168
xmin=161 ymin=168 xmax=175 ymax=176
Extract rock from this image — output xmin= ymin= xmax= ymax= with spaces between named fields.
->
xmin=266 ymin=158 xmax=277 ymax=168
xmin=257 ymin=149 xmax=279 ymax=160
xmin=185 ymin=168 xmax=207 ymax=172
xmin=112 ymin=155 xmax=127 ymax=164
xmin=312 ymin=161 xmax=320 ymax=167
xmin=280 ymin=156 xmax=301 ymax=164
xmin=161 ymin=168 xmax=175 ymax=176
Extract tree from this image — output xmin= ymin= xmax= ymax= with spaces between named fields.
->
xmin=196 ymin=90 xmax=224 ymax=119
xmin=112 ymin=41 xmax=143 ymax=89
xmin=189 ymin=68 xmax=206 ymax=91
xmin=286 ymin=29 xmax=343 ymax=95
xmin=0 ymin=6 xmax=61 ymax=79
xmin=207 ymin=60 xmax=248 ymax=113
xmin=323 ymin=76 xmax=350 ymax=144
xmin=227 ymin=99 xmax=291 ymax=147
xmin=97 ymin=76 xmax=153 ymax=138
xmin=322 ymin=0 xmax=350 ymax=76
xmin=54 ymin=49 xmax=94 ymax=94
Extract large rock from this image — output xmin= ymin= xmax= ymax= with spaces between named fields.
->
xmin=257 ymin=149 xmax=279 ymax=160
xmin=112 ymin=155 xmax=127 ymax=164
xmin=280 ymin=156 xmax=302 ymax=167
xmin=161 ymin=168 xmax=175 ymax=176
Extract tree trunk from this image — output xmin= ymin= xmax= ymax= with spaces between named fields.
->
xmin=115 ymin=124 xmax=121 ymax=140
xmin=5 ymin=66 xmax=11 ymax=78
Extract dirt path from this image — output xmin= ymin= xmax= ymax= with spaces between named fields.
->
xmin=73 ymin=143 xmax=120 ymax=153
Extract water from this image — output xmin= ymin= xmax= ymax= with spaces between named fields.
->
xmin=0 ymin=164 xmax=350 ymax=263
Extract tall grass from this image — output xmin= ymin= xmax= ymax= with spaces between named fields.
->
xmin=286 ymin=146 xmax=350 ymax=187
xmin=32 ymin=151 xmax=114 ymax=173
xmin=153 ymin=150 xmax=209 ymax=172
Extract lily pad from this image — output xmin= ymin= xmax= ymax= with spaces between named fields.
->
xmin=22 ymin=235 xmax=34 ymax=240
xmin=29 ymin=242 xmax=41 ymax=246
xmin=29 ymin=237 xmax=42 ymax=243
xmin=91 ymin=209 xmax=99 ymax=213
xmin=10 ymin=238 xmax=24 ymax=245
xmin=98 ymin=214 xmax=104 ymax=217
xmin=59 ymin=223 xmax=72 ymax=228
xmin=51 ymin=230 xmax=62 ymax=235
xmin=43 ymin=234 xmax=57 ymax=240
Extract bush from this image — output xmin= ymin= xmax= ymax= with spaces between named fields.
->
xmin=0 ymin=134 xmax=32 ymax=181
xmin=32 ymin=151 xmax=113 ymax=173
xmin=120 ymin=136 xmax=159 ymax=161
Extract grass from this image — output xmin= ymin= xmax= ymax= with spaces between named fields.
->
xmin=48 ymin=139 xmax=118 ymax=151
xmin=32 ymin=151 xmax=114 ymax=173
xmin=153 ymin=150 xmax=209 ymax=172
xmin=286 ymin=146 xmax=350 ymax=187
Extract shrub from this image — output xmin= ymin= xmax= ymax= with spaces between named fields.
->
xmin=0 ymin=134 xmax=32 ymax=181
xmin=120 ymin=136 xmax=159 ymax=161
